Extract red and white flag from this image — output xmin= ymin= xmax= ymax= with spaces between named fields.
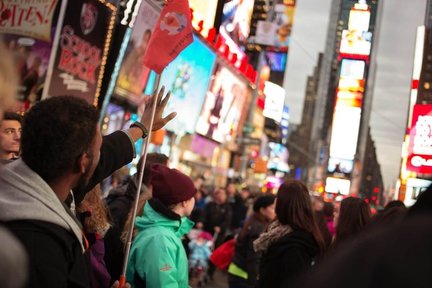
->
xmin=143 ymin=0 xmax=193 ymax=74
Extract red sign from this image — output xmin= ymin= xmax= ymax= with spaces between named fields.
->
xmin=407 ymin=104 xmax=432 ymax=174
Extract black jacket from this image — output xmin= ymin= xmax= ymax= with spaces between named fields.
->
xmin=4 ymin=131 xmax=134 ymax=288
xmin=232 ymin=213 xmax=269 ymax=287
xmin=258 ymin=229 xmax=319 ymax=288
xmin=203 ymin=202 xmax=232 ymax=247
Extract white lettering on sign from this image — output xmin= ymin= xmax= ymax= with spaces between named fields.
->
xmin=411 ymin=155 xmax=432 ymax=167
xmin=413 ymin=115 xmax=432 ymax=155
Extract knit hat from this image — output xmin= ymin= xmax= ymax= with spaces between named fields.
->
xmin=150 ymin=164 xmax=196 ymax=206
xmin=253 ymin=195 xmax=276 ymax=212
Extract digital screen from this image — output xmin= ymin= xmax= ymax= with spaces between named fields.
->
xmin=340 ymin=30 xmax=372 ymax=56
xmin=189 ymin=0 xmax=218 ymax=37
xmin=325 ymin=177 xmax=351 ymax=195
xmin=328 ymin=157 xmax=354 ymax=175
xmin=196 ymin=63 xmax=249 ymax=143
xmin=220 ymin=0 xmax=255 ymax=47
xmin=267 ymin=142 xmax=289 ymax=173
xmin=115 ymin=0 xmax=159 ymax=103
xmin=338 ymin=78 xmax=365 ymax=93
xmin=340 ymin=59 xmax=365 ymax=80
xmin=329 ymin=106 xmax=361 ymax=160
xmin=104 ymin=104 xmax=125 ymax=135
xmin=265 ymin=51 xmax=287 ymax=72
xmin=407 ymin=104 xmax=432 ymax=174
xmin=263 ymin=81 xmax=285 ymax=123
xmin=336 ymin=91 xmax=363 ymax=108
xmin=348 ymin=8 xmax=371 ymax=32
xmin=159 ymin=35 xmax=217 ymax=134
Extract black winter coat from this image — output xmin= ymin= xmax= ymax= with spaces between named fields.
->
xmin=231 ymin=213 xmax=269 ymax=287
xmin=258 ymin=229 xmax=319 ymax=288
xmin=5 ymin=131 xmax=134 ymax=288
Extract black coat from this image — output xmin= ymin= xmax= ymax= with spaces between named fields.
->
xmin=203 ymin=202 xmax=232 ymax=247
xmin=5 ymin=131 xmax=134 ymax=288
xmin=258 ymin=230 xmax=319 ymax=288
xmin=231 ymin=213 xmax=268 ymax=287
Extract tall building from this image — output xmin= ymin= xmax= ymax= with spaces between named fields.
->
xmin=287 ymin=53 xmax=323 ymax=182
xmin=307 ymin=0 xmax=383 ymax=198
xmin=398 ymin=0 xmax=432 ymax=206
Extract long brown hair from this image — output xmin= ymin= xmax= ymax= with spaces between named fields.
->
xmin=275 ymin=179 xmax=326 ymax=252
xmin=334 ymin=197 xmax=371 ymax=246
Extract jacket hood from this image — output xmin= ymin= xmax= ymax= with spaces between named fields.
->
xmin=0 ymin=159 xmax=84 ymax=251
xmin=135 ymin=200 xmax=194 ymax=237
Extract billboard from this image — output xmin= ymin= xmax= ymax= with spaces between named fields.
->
xmin=348 ymin=6 xmax=371 ymax=32
xmin=325 ymin=177 xmax=351 ymax=195
xmin=340 ymin=30 xmax=372 ymax=56
xmin=340 ymin=59 xmax=365 ymax=79
xmin=264 ymin=51 xmax=287 ymax=72
xmin=329 ymin=106 xmax=361 ymax=160
xmin=328 ymin=157 xmax=354 ymax=177
xmin=263 ymin=81 xmax=285 ymax=123
xmin=47 ymin=0 xmax=116 ymax=105
xmin=267 ymin=142 xmax=289 ymax=173
xmin=407 ymin=104 xmax=432 ymax=174
xmin=196 ymin=63 xmax=249 ymax=143
xmin=336 ymin=91 xmax=363 ymax=108
xmin=115 ymin=0 xmax=160 ymax=104
xmin=159 ymin=35 xmax=217 ymax=134
xmin=255 ymin=1 xmax=296 ymax=48
xmin=189 ymin=0 xmax=218 ymax=37
xmin=338 ymin=78 xmax=365 ymax=93
xmin=0 ymin=0 xmax=61 ymax=106
xmin=220 ymin=0 xmax=255 ymax=48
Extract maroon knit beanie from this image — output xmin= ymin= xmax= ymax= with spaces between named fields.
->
xmin=150 ymin=164 xmax=196 ymax=206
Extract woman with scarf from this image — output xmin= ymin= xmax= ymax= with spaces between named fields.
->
xmin=254 ymin=180 xmax=326 ymax=288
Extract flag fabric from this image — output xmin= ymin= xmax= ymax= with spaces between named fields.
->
xmin=143 ymin=0 xmax=193 ymax=74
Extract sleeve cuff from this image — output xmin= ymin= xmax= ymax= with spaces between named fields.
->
xmin=120 ymin=130 xmax=137 ymax=158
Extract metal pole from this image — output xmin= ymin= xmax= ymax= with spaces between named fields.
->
xmin=118 ymin=73 xmax=162 ymax=288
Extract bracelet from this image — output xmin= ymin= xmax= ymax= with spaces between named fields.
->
xmin=130 ymin=122 xmax=149 ymax=139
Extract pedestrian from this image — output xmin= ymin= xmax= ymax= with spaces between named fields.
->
xmin=0 ymin=87 xmax=175 ymax=287
xmin=126 ymin=164 xmax=196 ymax=287
xmin=227 ymin=182 xmax=248 ymax=233
xmin=228 ymin=194 xmax=276 ymax=288
xmin=104 ymin=153 xmax=168 ymax=283
xmin=0 ymin=112 xmax=22 ymax=162
xmin=332 ymin=197 xmax=371 ymax=248
xmin=254 ymin=180 xmax=326 ymax=287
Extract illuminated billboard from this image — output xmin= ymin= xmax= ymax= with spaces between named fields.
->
xmin=340 ymin=59 xmax=366 ymax=79
xmin=266 ymin=142 xmax=290 ymax=173
xmin=159 ymin=35 xmax=217 ymax=134
xmin=407 ymin=104 xmax=432 ymax=174
xmin=329 ymin=106 xmax=362 ymax=160
xmin=338 ymin=78 xmax=365 ymax=93
xmin=263 ymin=81 xmax=285 ymax=123
xmin=325 ymin=177 xmax=351 ymax=195
xmin=336 ymin=91 xmax=363 ymax=108
xmin=196 ymin=63 xmax=249 ymax=143
xmin=328 ymin=157 xmax=354 ymax=177
xmin=189 ymin=0 xmax=218 ymax=37
xmin=340 ymin=30 xmax=372 ymax=56
xmin=348 ymin=7 xmax=370 ymax=32
xmin=220 ymin=0 xmax=255 ymax=48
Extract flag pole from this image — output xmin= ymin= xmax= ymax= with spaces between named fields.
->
xmin=118 ymin=72 xmax=162 ymax=288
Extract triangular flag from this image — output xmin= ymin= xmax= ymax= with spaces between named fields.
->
xmin=143 ymin=0 xmax=194 ymax=74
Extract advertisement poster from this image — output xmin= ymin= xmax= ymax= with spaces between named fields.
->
xmin=196 ymin=63 xmax=248 ymax=143
xmin=0 ymin=0 xmax=60 ymax=106
xmin=159 ymin=35 xmax=216 ymax=134
xmin=255 ymin=0 xmax=296 ymax=48
xmin=0 ymin=0 xmax=58 ymax=42
xmin=115 ymin=0 xmax=160 ymax=104
xmin=189 ymin=0 xmax=218 ymax=37
xmin=47 ymin=0 xmax=115 ymax=105
xmin=220 ymin=0 xmax=255 ymax=48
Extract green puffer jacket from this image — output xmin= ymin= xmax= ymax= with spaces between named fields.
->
xmin=126 ymin=200 xmax=194 ymax=288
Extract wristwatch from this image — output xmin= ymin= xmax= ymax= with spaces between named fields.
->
xmin=130 ymin=121 xmax=149 ymax=139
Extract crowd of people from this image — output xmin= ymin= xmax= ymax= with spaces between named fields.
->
xmin=1 ymin=39 xmax=432 ymax=288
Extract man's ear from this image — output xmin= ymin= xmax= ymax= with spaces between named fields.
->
xmin=75 ymin=153 xmax=88 ymax=174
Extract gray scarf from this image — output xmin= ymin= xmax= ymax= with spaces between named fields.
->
xmin=253 ymin=220 xmax=292 ymax=253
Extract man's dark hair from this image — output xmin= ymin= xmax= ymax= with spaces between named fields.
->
xmin=3 ymin=112 xmax=23 ymax=124
xmin=21 ymin=96 xmax=99 ymax=182
xmin=137 ymin=153 xmax=168 ymax=172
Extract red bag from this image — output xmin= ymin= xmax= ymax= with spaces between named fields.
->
xmin=209 ymin=239 xmax=236 ymax=270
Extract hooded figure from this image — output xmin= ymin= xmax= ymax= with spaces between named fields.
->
xmin=126 ymin=164 xmax=196 ymax=288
